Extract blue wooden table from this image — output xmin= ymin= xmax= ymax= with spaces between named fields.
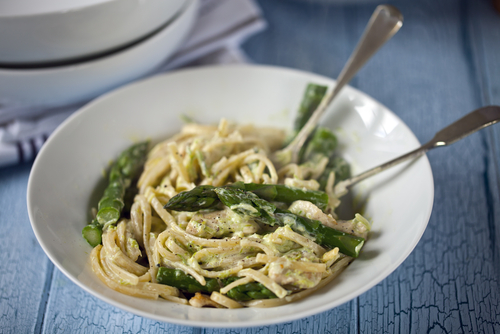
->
xmin=1 ymin=0 xmax=499 ymax=332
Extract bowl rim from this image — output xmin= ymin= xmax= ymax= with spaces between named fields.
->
xmin=26 ymin=64 xmax=434 ymax=328
xmin=0 ymin=0 xmax=183 ymax=19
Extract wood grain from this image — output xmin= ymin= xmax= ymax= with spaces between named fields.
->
xmin=42 ymin=269 xmax=199 ymax=333
xmin=0 ymin=164 xmax=53 ymax=334
xmin=352 ymin=0 xmax=500 ymax=332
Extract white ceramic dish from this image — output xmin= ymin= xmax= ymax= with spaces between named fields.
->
xmin=0 ymin=0 xmax=186 ymax=65
xmin=27 ymin=65 xmax=434 ymax=328
xmin=0 ymin=0 xmax=197 ymax=108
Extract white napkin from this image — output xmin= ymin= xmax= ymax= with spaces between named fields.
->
xmin=0 ymin=0 xmax=266 ymax=167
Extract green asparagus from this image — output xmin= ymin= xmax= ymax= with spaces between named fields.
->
xmin=213 ymin=187 xmax=277 ymax=225
xmin=96 ymin=141 xmax=149 ymax=227
xmin=163 ymin=185 xmax=221 ymax=212
xmin=289 ymin=83 xmax=328 ymax=161
xmin=214 ymin=187 xmax=364 ymax=258
xmin=274 ymin=208 xmax=364 ymax=257
xmin=229 ymin=182 xmax=328 ymax=211
xmin=156 ymin=267 xmax=219 ymax=294
xmin=82 ymin=219 xmax=102 ymax=247
xmin=82 ymin=141 xmax=149 ymax=247
xmin=293 ymin=83 xmax=328 ymax=134
xmin=290 ymin=83 xmax=352 ymax=190
xmin=299 ymin=125 xmax=351 ymax=189
xmin=301 ymin=127 xmax=338 ymax=162
xmin=222 ymin=277 xmax=277 ymax=301
xmin=318 ymin=156 xmax=351 ymax=189
xmin=164 ymin=182 xmax=328 ymax=212
xmin=156 ymin=268 xmax=277 ymax=300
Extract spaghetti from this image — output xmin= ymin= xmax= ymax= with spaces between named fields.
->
xmin=89 ymin=119 xmax=370 ymax=308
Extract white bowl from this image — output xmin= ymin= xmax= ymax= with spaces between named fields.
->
xmin=0 ymin=0 xmax=197 ymax=108
xmin=27 ymin=65 xmax=434 ymax=328
xmin=0 ymin=0 xmax=186 ymax=65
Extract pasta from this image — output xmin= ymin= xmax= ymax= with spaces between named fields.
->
xmin=88 ymin=119 xmax=371 ymax=308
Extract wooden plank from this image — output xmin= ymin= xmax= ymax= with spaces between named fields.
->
xmin=469 ymin=0 xmax=500 ymax=273
xmin=242 ymin=0 xmax=354 ymax=77
xmin=355 ymin=0 xmax=500 ymax=332
xmin=42 ymin=267 xmax=356 ymax=333
xmin=204 ymin=302 xmax=357 ymax=334
xmin=0 ymin=163 xmax=54 ymax=334
xmin=41 ymin=269 xmax=199 ymax=334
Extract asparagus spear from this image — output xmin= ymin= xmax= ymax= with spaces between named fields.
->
xmin=82 ymin=219 xmax=102 ymax=247
xmin=288 ymin=83 xmax=328 ymax=161
xmin=222 ymin=277 xmax=277 ymax=301
xmin=164 ymin=183 xmax=328 ymax=212
xmin=300 ymin=126 xmax=351 ymax=189
xmin=290 ymin=84 xmax=352 ymax=190
xmin=230 ymin=182 xmax=328 ymax=211
xmin=214 ymin=188 xmax=364 ymax=258
xmin=82 ymin=141 xmax=149 ymax=247
xmin=97 ymin=141 xmax=149 ymax=227
xmin=163 ymin=185 xmax=221 ymax=212
xmin=301 ymin=127 xmax=337 ymax=162
xmin=318 ymin=156 xmax=351 ymax=189
xmin=213 ymin=187 xmax=277 ymax=224
xmin=156 ymin=268 xmax=277 ymax=300
xmin=273 ymin=208 xmax=364 ymax=257
xmin=293 ymin=84 xmax=328 ymax=134
xmin=156 ymin=267 xmax=220 ymax=293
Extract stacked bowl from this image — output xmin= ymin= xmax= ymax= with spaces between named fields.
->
xmin=0 ymin=0 xmax=197 ymax=107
